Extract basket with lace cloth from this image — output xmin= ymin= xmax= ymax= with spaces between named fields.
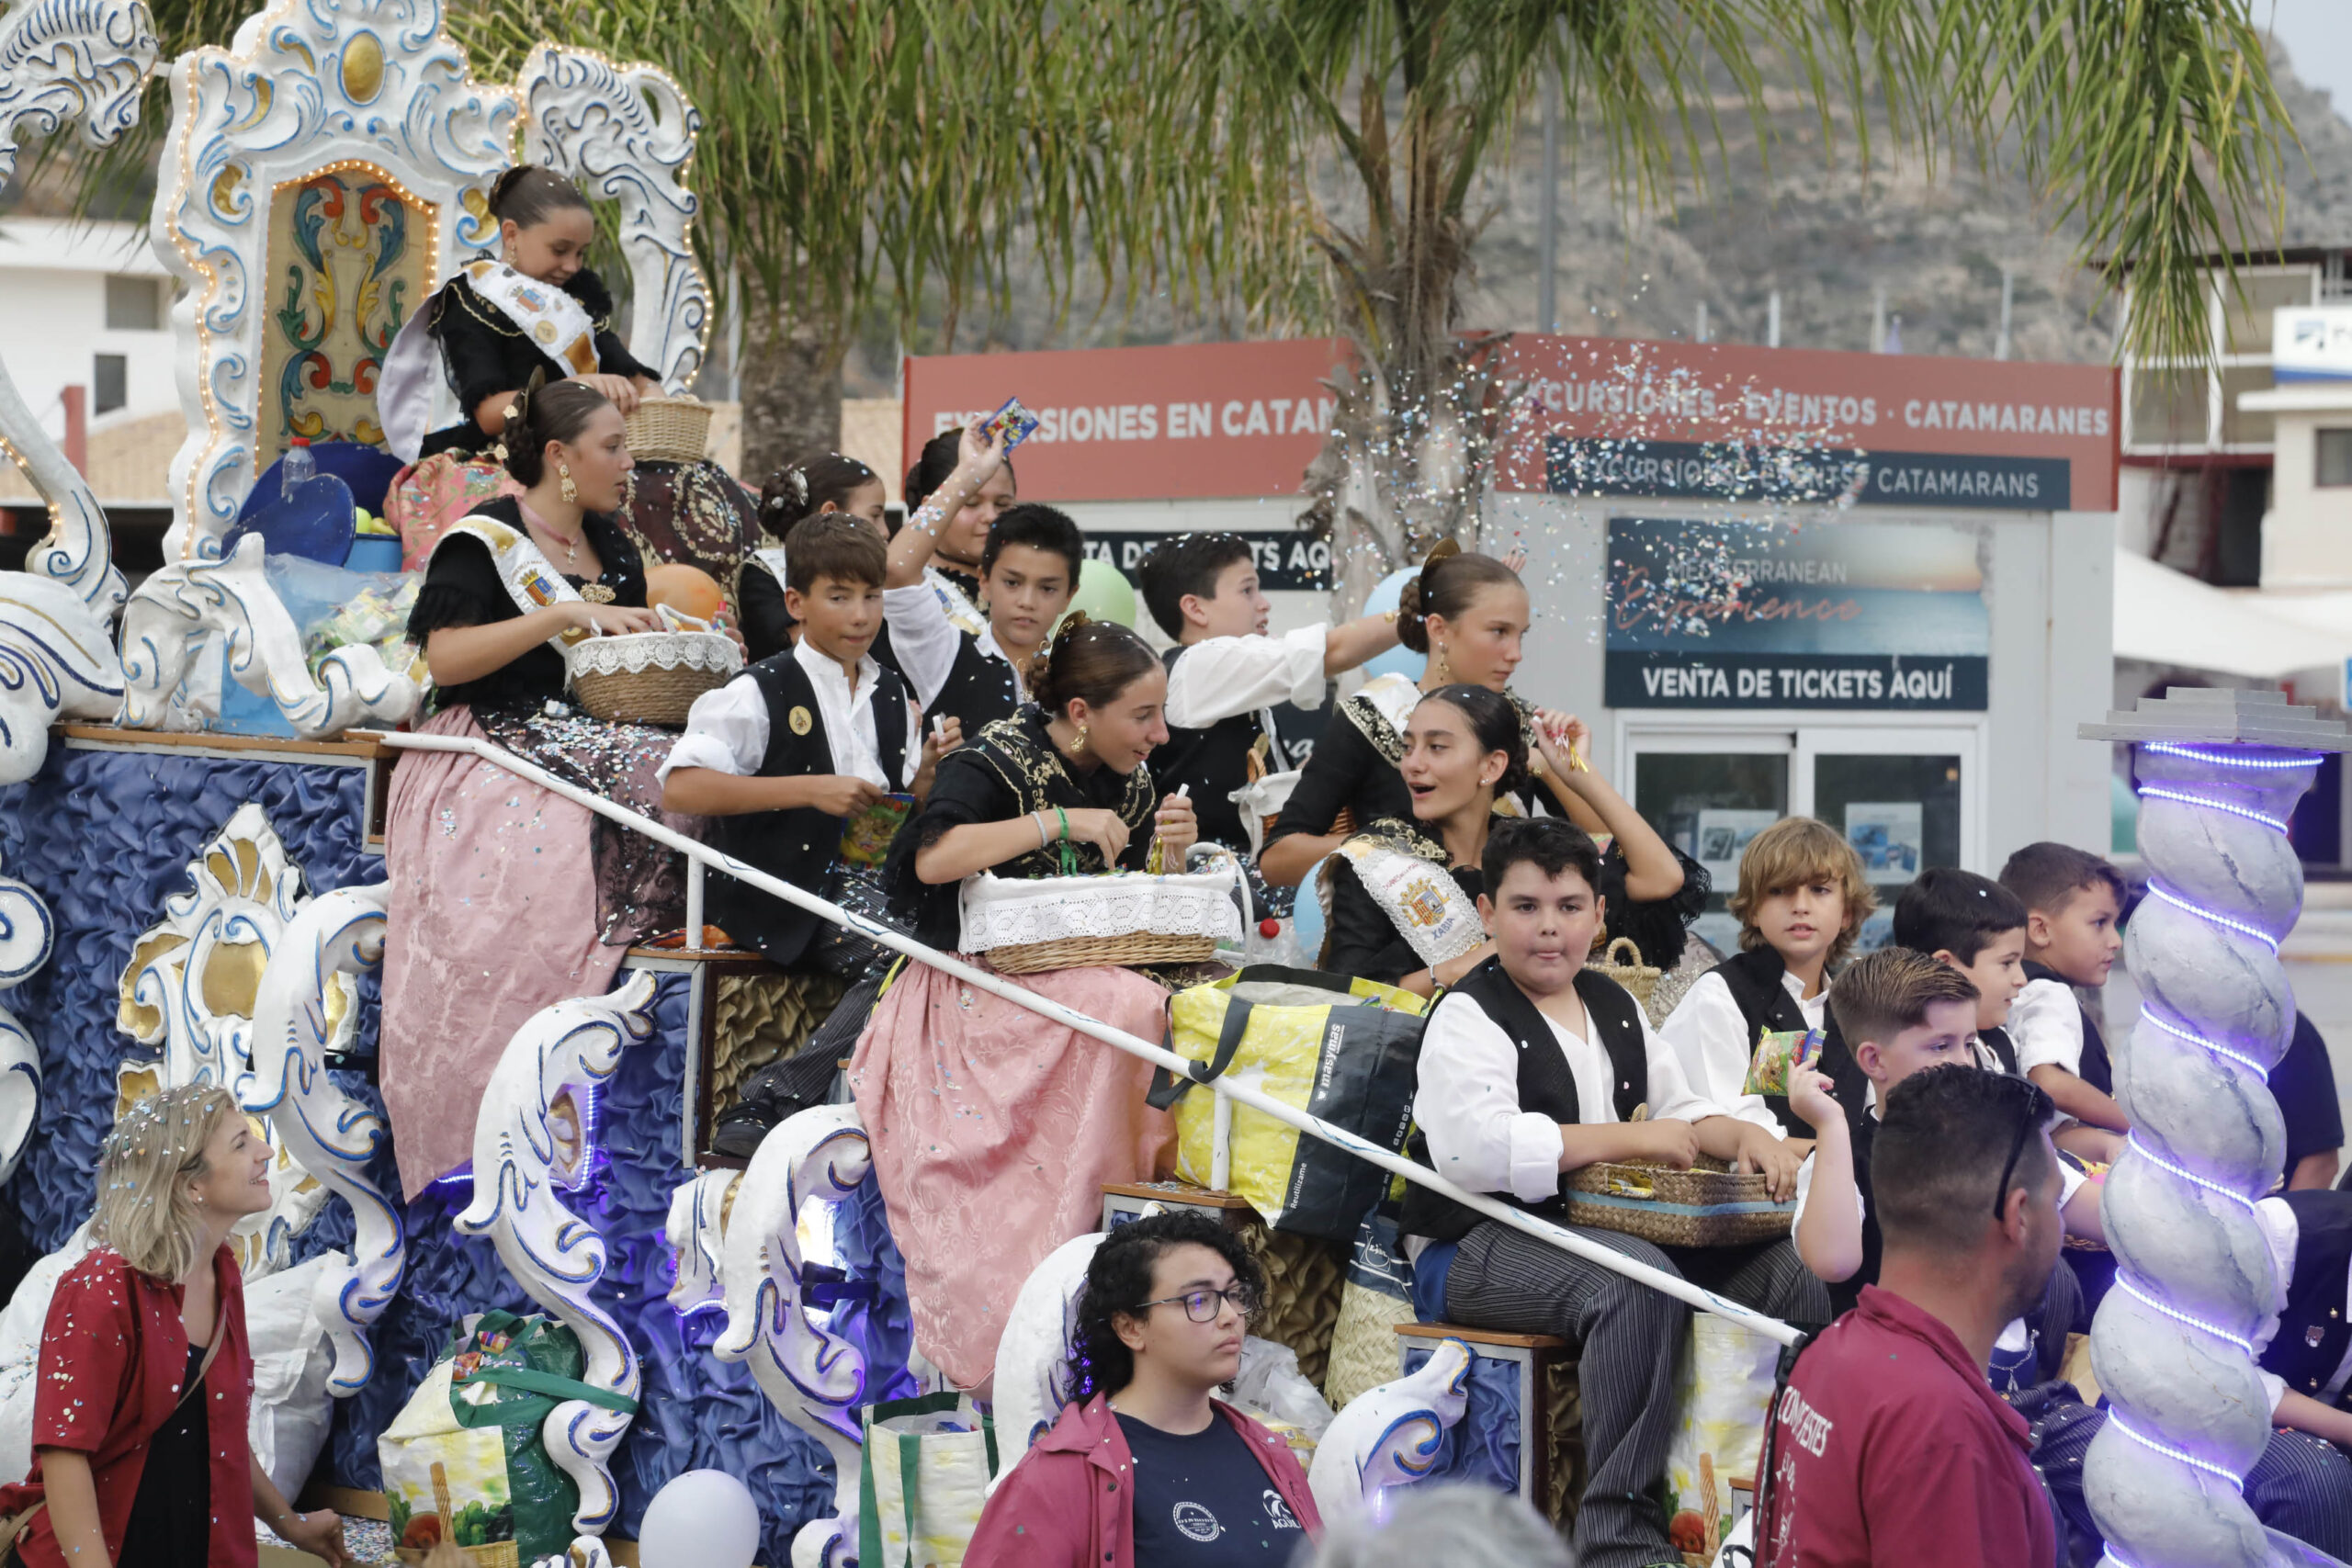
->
xmin=958 ymin=865 xmax=1244 ymax=975
xmin=1585 ymin=935 xmax=1663 ymax=1022
xmin=567 ymin=612 xmax=741 ymax=727
xmin=621 ymin=394 xmax=714 ymax=464
xmin=1566 ymin=1156 xmax=1794 ymax=1248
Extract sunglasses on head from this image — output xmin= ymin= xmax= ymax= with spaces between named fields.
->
xmin=1989 ymin=1084 xmax=2042 ymax=1220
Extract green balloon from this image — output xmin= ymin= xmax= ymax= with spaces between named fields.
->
xmin=1062 ymin=557 xmax=1136 ymax=631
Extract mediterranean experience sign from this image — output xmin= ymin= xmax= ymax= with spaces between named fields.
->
xmin=1606 ymin=517 xmax=1989 ymax=711
xmin=1493 ymin=334 xmax=2119 ymax=513
xmin=902 ymin=339 xmax=1347 ymax=502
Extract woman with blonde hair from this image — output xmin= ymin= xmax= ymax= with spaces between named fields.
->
xmin=0 ymin=1087 xmax=347 ymax=1567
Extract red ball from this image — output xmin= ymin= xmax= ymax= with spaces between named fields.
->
xmin=1259 ymin=918 xmax=1282 ymax=938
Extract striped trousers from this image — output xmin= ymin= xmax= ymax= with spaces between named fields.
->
xmin=1442 ymin=1219 xmax=1831 ymax=1568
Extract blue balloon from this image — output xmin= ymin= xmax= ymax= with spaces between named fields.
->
xmin=1359 ymin=568 xmax=1426 ymax=683
xmin=1288 ymin=854 xmax=1332 ymax=956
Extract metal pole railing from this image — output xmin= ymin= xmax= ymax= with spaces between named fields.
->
xmin=377 ymin=728 xmax=1801 ymax=1346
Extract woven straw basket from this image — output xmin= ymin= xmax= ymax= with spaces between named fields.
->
xmin=1585 ymin=935 xmax=1662 ymax=1019
xmin=987 ymin=931 xmax=1216 ymax=975
xmin=1566 ymin=1156 xmax=1794 ymax=1247
xmin=569 ymin=629 xmax=740 ymax=727
xmin=622 ymin=395 xmax=713 ymax=464
xmin=395 ymin=1546 xmax=518 ymax=1568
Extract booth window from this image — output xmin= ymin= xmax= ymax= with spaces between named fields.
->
xmin=2318 ymin=429 xmax=2352 ymax=488
xmin=104 ymin=276 xmax=162 ymax=332
xmin=93 ymin=355 xmax=126 ymax=415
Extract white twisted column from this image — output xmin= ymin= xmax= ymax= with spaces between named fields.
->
xmin=2082 ymin=690 xmax=2352 ymax=1568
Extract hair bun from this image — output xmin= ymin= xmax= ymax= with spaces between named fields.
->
xmin=1395 ymin=578 xmax=1430 ymax=654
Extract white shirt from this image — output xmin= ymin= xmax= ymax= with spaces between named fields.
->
xmin=1163 ymin=625 xmax=1329 ymax=730
xmin=2250 ymin=1197 xmax=2352 ymax=1416
xmin=659 ymin=637 xmax=920 ymax=791
xmin=2009 ymin=976 xmax=2087 ymax=1076
xmin=1414 ymin=983 xmax=1726 ymax=1208
xmin=1790 ymin=1087 xmax=2086 ymax=1359
xmin=883 ymin=574 xmax=1023 ymax=713
xmin=1657 ymin=967 xmax=1827 ymax=1137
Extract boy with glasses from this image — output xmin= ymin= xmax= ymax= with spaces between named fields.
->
xmin=967 ymin=1210 xmax=1321 ymax=1568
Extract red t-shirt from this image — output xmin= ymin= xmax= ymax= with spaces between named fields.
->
xmin=1754 ymin=1284 xmax=2052 ymax=1568
xmin=0 ymin=1246 xmax=256 ymax=1568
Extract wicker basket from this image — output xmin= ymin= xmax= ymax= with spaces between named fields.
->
xmin=568 ymin=628 xmax=741 ymax=727
xmin=1586 ymin=936 xmax=1663 ymax=1021
xmin=623 ymin=395 xmax=714 ymax=464
xmin=987 ymin=931 xmax=1217 ymax=975
xmin=395 ymin=1545 xmax=519 ymax=1568
xmin=1566 ymin=1156 xmax=1794 ymax=1247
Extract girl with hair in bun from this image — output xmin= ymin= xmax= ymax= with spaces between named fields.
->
xmin=1263 ymin=543 xmax=1703 ymax=974
xmin=0 ymin=1087 xmax=348 ymax=1568
xmin=379 ymin=378 xmax=715 ymax=1197
xmin=740 ymin=452 xmax=888 ymax=661
xmin=859 ymin=615 xmax=1194 ymax=1392
xmin=378 ymin=164 xmax=665 ymax=567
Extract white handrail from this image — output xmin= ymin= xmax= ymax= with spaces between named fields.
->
xmin=377 ymin=728 xmax=1802 ymax=1347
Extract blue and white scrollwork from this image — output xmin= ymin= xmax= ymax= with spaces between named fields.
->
xmin=148 ymin=0 xmax=515 ymax=559
xmin=0 ymin=850 xmax=51 ymax=1186
xmin=458 ymin=971 xmax=657 ymax=1539
xmin=1307 ymin=1337 xmax=1473 ymax=1529
xmin=119 ymin=533 xmax=418 ymax=736
xmin=244 ymin=881 xmax=401 ymax=1397
xmin=519 ymin=44 xmax=709 ymax=393
xmin=699 ymin=1104 xmax=873 ymax=1568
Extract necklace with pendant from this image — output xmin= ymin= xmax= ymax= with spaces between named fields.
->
xmin=519 ymin=498 xmax=612 ymax=601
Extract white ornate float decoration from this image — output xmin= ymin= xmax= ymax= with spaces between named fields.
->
xmin=458 ymin=971 xmax=658 ymax=1539
xmin=667 ymin=1104 xmax=876 ymax=1568
xmin=245 ymin=880 xmax=403 ymax=1397
xmin=0 ymin=850 xmax=51 ymax=1185
xmin=115 ymin=800 xmax=345 ymax=1274
xmin=0 ymin=0 xmax=154 ymax=782
xmin=991 ymin=1230 xmax=1104 ymax=1474
xmin=2081 ymin=688 xmax=2352 ymax=1568
xmin=518 ymin=42 xmax=708 ymax=392
xmin=1307 ymin=1337 xmax=1473 ymax=1529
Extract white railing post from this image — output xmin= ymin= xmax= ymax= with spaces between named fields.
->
xmin=1210 ymin=1089 xmax=1234 ymax=1192
xmin=375 ymin=729 xmax=1801 ymax=1346
xmin=684 ymin=856 xmax=705 ymax=952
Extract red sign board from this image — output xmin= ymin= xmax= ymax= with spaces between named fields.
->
xmin=1490 ymin=334 xmax=2120 ymax=512
xmin=901 ymin=339 xmax=1348 ymax=502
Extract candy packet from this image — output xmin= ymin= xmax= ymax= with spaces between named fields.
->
xmin=983 ymin=396 xmax=1041 ymax=454
xmin=1743 ymin=1027 xmax=1823 ymax=1097
xmin=841 ymin=793 xmax=915 ymax=868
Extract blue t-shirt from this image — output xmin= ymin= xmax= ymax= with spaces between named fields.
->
xmin=1115 ymin=1412 xmax=1303 ymax=1565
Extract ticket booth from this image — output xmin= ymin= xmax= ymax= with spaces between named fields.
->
xmin=1489 ymin=336 xmax=2120 ymax=948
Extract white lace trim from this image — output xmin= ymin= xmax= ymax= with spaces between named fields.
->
xmin=568 ymin=629 xmax=744 ymax=678
xmin=958 ymin=867 xmax=1244 ymax=952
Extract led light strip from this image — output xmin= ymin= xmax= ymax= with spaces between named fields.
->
xmin=2145 ymin=742 xmax=2326 ymax=771
xmin=2139 ymin=1005 xmax=2271 ymax=1080
xmin=2148 ymin=883 xmax=2281 ymax=953
xmin=2107 ymin=1408 xmax=2246 ymax=1486
xmin=2127 ymin=1133 xmax=2256 ymax=1212
xmin=2137 ymin=784 xmax=2291 ymax=834
xmin=2114 ymin=1274 xmax=2256 ymax=1355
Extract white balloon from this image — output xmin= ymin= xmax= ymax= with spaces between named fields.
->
xmin=638 ymin=1469 xmax=762 ymax=1568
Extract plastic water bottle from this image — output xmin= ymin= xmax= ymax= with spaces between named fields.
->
xmin=281 ymin=437 xmax=314 ymax=497
xmin=1246 ymin=916 xmax=1299 ymax=968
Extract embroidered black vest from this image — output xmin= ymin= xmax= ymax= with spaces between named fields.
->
xmin=707 ymin=654 xmax=908 ymax=967
xmin=1149 ymin=645 xmax=1273 ymax=852
xmin=1400 ymin=961 xmax=1651 ymax=1244
xmin=1711 ymin=946 xmax=1863 ymax=1137
xmin=2022 ymin=960 xmax=2112 ymax=1094
xmin=2259 ymin=1190 xmax=2352 ymax=1407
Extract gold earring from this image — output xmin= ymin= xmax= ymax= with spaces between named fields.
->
xmin=559 ymin=463 xmax=578 ymax=505
xmin=1432 ymin=644 xmax=1452 ymax=682
xmin=1074 ymin=723 xmax=1091 ymax=756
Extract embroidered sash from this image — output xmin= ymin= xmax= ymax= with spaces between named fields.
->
xmin=748 ymin=545 xmax=788 ymax=589
xmin=435 ymin=516 xmax=589 ymax=665
xmin=379 ymin=258 xmax=605 ymax=461
xmin=926 ymin=566 xmax=989 ymax=637
xmin=1336 ymin=833 xmax=1485 ymax=968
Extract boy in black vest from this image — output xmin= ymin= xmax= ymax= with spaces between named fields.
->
xmin=660 ymin=514 xmax=953 ymax=970
xmin=1659 ymin=816 xmax=1874 ymax=1146
xmin=1999 ymin=842 xmax=2127 ymax=1160
xmin=1892 ymin=867 xmax=2030 ymax=1077
xmin=1404 ymin=817 xmax=1825 ymax=1568
xmin=1137 ymin=532 xmax=1400 ymax=853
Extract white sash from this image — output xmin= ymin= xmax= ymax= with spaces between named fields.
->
xmin=748 ymin=546 xmax=788 ymax=590
xmin=926 ymin=566 xmax=988 ymax=637
xmin=1336 ymin=836 xmax=1485 ymax=969
xmin=379 ymin=259 xmax=605 ymax=463
xmin=435 ymin=516 xmax=589 ymax=664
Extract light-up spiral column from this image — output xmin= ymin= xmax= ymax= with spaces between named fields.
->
xmin=2082 ymin=689 xmax=2350 ymax=1568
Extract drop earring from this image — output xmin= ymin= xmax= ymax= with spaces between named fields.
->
xmin=1432 ymin=643 xmax=1452 ymax=682
xmin=1074 ymin=723 xmax=1091 ymax=757
xmin=559 ymin=463 xmax=579 ymax=505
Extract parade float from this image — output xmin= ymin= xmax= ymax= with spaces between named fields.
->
xmin=0 ymin=1 xmax=2342 ymax=1565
